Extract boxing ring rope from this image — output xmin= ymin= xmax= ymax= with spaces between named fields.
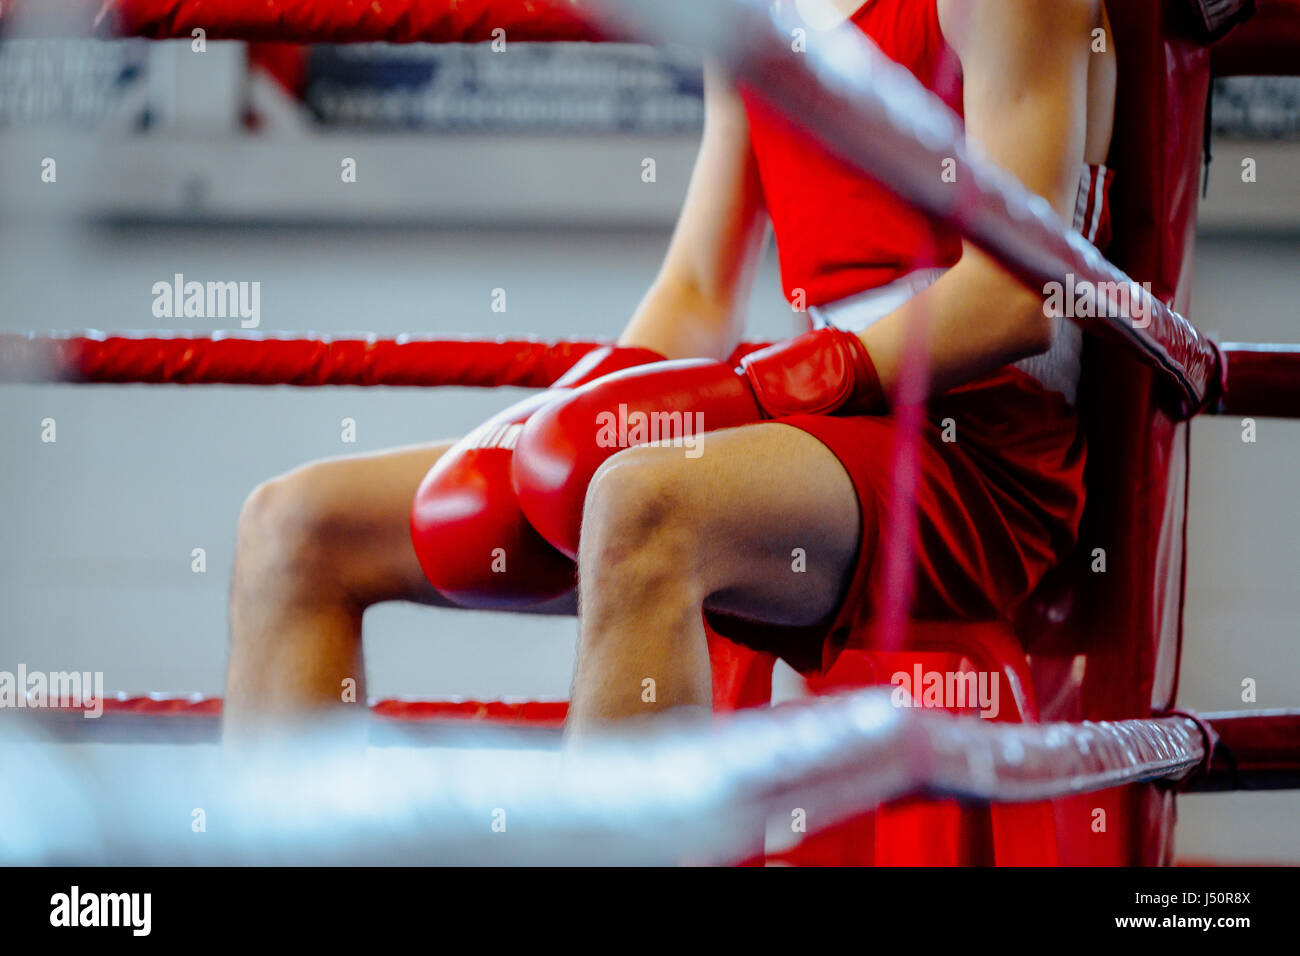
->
xmin=0 ymin=332 xmax=618 ymax=389
xmin=21 ymin=693 xmax=1300 ymax=795
xmin=89 ymin=0 xmax=607 ymax=44
xmin=21 ymin=694 xmax=569 ymax=746
xmin=0 ymin=332 xmax=776 ymax=388
xmin=3 ymin=690 xmax=1211 ymax=864
xmin=40 ymin=693 xmax=570 ymax=726
xmin=0 ymin=0 xmax=603 ymax=43
xmin=4 ymin=0 xmax=1300 ymax=862
xmin=1 ymin=330 xmax=1295 ymax=420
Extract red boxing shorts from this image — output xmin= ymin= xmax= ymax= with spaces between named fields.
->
xmin=704 ymin=365 xmax=1087 ymax=675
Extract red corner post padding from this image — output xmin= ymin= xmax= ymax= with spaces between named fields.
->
xmin=1014 ymin=0 xmax=1214 ymax=865
xmin=776 ymin=624 xmax=1059 ymax=867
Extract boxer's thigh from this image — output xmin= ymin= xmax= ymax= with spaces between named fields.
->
xmin=251 ymin=441 xmax=454 ymax=607
xmin=595 ymin=421 xmax=862 ymax=629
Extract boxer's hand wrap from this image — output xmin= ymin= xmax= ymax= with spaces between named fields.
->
xmin=739 ymin=326 xmax=888 ymax=418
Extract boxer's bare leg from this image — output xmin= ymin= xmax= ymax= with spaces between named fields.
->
xmin=223 ymin=443 xmax=455 ymax=736
xmin=570 ymin=423 xmax=861 ymax=731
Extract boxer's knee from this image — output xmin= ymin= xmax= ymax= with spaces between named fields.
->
xmin=235 ymin=462 xmax=356 ymax=600
xmin=580 ymin=446 xmax=701 ymax=592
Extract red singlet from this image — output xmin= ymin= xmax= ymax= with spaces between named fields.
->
xmin=741 ymin=0 xmax=967 ymax=306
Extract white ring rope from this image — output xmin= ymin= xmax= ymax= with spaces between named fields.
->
xmin=2 ymin=690 xmax=1203 ymax=864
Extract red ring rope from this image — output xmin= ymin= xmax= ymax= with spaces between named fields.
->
xmin=0 ymin=332 xmax=601 ymax=388
xmin=0 ymin=333 xmax=771 ymax=387
xmin=0 ymin=0 xmax=608 ymax=44
xmin=35 ymin=692 xmax=566 ymax=723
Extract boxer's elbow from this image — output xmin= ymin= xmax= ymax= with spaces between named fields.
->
xmin=1000 ymin=285 xmax=1055 ymax=360
xmin=674 ymin=276 xmax=746 ymax=360
xmin=953 ymin=249 xmax=1055 ymax=361
xmin=625 ymin=275 xmax=740 ymax=362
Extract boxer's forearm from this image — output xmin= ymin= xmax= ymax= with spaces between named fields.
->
xmin=619 ymin=64 xmax=767 ymax=363
xmin=860 ymin=249 xmax=1052 ymax=399
xmin=863 ymin=0 xmax=1097 ymax=400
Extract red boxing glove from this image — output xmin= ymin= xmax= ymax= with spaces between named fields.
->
xmin=409 ymin=345 xmax=662 ymax=608
xmin=512 ymin=329 xmax=886 ymax=559
xmin=738 ymin=326 xmax=888 ymax=418
xmin=513 ymin=359 xmax=763 ymax=559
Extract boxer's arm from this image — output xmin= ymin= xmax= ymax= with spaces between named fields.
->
xmin=858 ymin=0 xmax=1098 ymax=398
xmin=617 ymin=65 xmax=769 ymax=362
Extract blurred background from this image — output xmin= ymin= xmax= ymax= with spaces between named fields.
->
xmin=0 ymin=36 xmax=1297 ymax=862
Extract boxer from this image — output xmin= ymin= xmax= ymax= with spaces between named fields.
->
xmin=223 ymin=0 xmax=1116 ymax=738
xmin=539 ymin=0 xmax=1118 ymax=728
